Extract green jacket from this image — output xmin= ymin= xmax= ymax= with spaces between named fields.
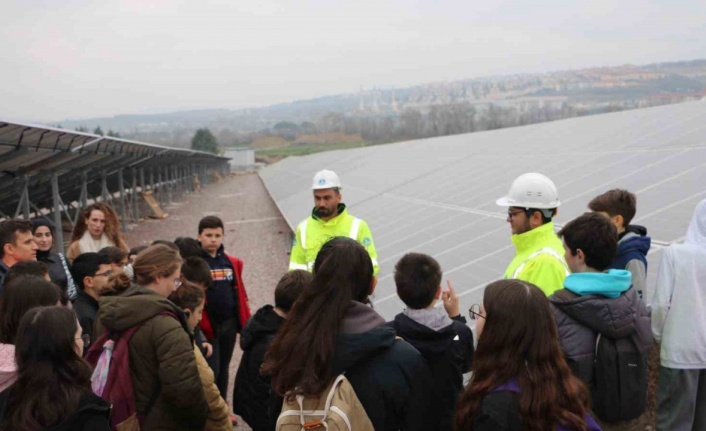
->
xmin=503 ymin=222 xmax=569 ymax=296
xmin=98 ymin=285 xmax=208 ymax=431
xmin=289 ymin=204 xmax=379 ymax=275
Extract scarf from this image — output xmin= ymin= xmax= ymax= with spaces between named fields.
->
xmin=78 ymin=230 xmax=114 ymax=254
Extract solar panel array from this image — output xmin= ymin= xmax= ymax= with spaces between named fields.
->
xmin=260 ymin=100 xmax=706 ymax=320
xmin=0 ymin=121 xmax=229 ymax=219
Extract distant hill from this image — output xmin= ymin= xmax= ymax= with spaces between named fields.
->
xmin=53 ymin=58 xmax=706 ymax=146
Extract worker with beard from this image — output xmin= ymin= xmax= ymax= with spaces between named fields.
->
xmin=289 ymin=170 xmax=379 ymax=277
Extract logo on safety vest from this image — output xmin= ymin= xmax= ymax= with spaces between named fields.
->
xmin=362 ymin=237 xmax=371 ymax=247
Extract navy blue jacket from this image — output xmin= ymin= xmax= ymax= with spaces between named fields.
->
xmin=610 ymin=225 xmax=650 ymax=271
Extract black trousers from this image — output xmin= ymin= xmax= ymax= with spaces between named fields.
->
xmin=206 ymin=317 xmax=240 ymax=400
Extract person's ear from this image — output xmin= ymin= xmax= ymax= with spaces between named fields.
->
xmin=369 ymin=275 xmax=378 ymax=295
xmin=576 ymin=248 xmax=586 ymax=263
xmin=434 ymin=285 xmax=442 ymax=300
xmin=614 ymin=214 xmax=624 ymax=230
xmin=2 ymin=243 xmax=13 ymax=257
xmin=83 ymin=275 xmax=94 ymax=289
xmin=184 ymin=309 xmax=191 ymax=319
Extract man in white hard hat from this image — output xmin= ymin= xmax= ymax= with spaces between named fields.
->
xmin=496 ymin=172 xmax=569 ymax=296
xmin=289 ymin=169 xmax=379 ymax=275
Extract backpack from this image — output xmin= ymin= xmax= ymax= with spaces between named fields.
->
xmin=85 ymin=313 xmax=174 ymax=431
xmin=492 ymin=379 xmax=602 ymax=431
xmin=591 ymin=333 xmax=648 ymax=422
xmin=276 ymin=374 xmax=374 ymax=431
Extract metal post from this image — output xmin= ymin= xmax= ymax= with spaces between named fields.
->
xmin=101 ymin=170 xmax=110 ymax=203
xmin=117 ymin=168 xmax=127 ymax=232
xmin=156 ymin=166 xmax=163 ymax=204
xmin=150 ymin=167 xmax=155 ymax=192
xmin=132 ymin=167 xmax=140 ymax=221
xmin=51 ymin=171 xmax=65 ymax=250
xmin=80 ymin=171 xmax=88 ymax=208
xmin=15 ymin=175 xmax=31 ymax=219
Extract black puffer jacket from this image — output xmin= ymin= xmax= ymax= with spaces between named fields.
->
xmin=233 ymin=305 xmax=284 ymax=431
xmin=549 ymin=286 xmax=652 ymax=384
xmin=332 ymin=302 xmax=432 ymax=431
xmin=388 ymin=312 xmax=474 ymax=431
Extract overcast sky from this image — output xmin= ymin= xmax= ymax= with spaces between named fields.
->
xmin=1 ymin=0 xmax=705 ymax=122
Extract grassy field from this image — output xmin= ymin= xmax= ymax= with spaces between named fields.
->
xmin=255 ymin=140 xmax=386 ymax=159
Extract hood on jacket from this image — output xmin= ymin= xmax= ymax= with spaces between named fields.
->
xmin=98 ymin=284 xmax=187 ymax=332
xmin=550 ymin=283 xmax=642 ymax=338
xmin=240 ymin=304 xmax=284 ymax=350
xmin=619 ymin=226 xmax=651 ymax=253
xmin=564 ymin=269 xmax=632 ymax=298
xmin=685 ymin=199 xmax=706 ymax=246
xmin=391 ymin=312 xmax=457 ymax=356
xmin=332 ymin=301 xmax=394 ymax=374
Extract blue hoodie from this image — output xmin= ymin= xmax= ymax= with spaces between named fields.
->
xmin=563 ymin=269 xmax=632 ymax=298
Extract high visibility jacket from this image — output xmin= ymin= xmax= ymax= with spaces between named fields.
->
xmin=503 ymin=222 xmax=569 ymax=296
xmin=289 ymin=205 xmax=379 ymax=275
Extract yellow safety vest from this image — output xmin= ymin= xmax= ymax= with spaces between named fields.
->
xmin=289 ymin=205 xmax=379 ymax=275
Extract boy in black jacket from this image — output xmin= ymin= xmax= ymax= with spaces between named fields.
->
xmin=388 ymin=253 xmax=474 ymax=431
xmin=233 ymin=270 xmax=312 ymax=431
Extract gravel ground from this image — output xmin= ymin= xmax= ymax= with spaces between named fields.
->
xmin=123 ymin=172 xmax=292 ymax=430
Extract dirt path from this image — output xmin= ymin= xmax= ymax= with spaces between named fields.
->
xmin=123 ymin=173 xmax=292 ymax=429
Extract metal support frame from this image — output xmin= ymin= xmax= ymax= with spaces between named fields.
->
xmin=51 ymin=171 xmax=65 ymax=249
xmin=132 ymin=167 xmax=140 ymax=221
xmin=117 ymin=168 xmax=127 ymax=232
xmin=101 ymin=170 xmax=110 ymax=203
xmin=14 ymin=175 xmax=31 ymax=219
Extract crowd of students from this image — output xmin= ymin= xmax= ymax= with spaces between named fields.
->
xmin=0 ymin=183 xmax=703 ymax=431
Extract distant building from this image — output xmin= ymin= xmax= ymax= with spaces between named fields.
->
xmin=223 ymin=148 xmax=256 ymax=172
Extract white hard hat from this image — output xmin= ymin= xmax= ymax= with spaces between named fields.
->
xmin=312 ymin=169 xmax=342 ymax=190
xmin=496 ymin=173 xmax=560 ymax=209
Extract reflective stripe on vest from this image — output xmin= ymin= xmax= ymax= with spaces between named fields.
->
xmin=349 ymin=218 xmax=361 ymax=240
xmin=512 ymin=247 xmax=570 ymax=279
xmin=298 ymin=220 xmax=308 ymax=250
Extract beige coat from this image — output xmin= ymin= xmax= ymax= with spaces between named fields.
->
xmin=194 ymin=345 xmax=233 ymax=431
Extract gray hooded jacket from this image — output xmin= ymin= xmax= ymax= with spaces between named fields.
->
xmin=550 ymin=286 xmax=652 ymax=384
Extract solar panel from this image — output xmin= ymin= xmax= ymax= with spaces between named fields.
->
xmin=260 ymin=100 xmax=706 ymax=320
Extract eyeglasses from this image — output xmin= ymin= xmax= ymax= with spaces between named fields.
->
xmin=468 ymin=304 xmax=485 ymax=320
xmin=174 ymin=279 xmax=182 ymax=288
xmin=94 ymin=270 xmax=113 ymax=278
xmin=76 ymin=334 xmax=91 ymax=345
xmin=507 ymin=209 xmax=526 ymax=219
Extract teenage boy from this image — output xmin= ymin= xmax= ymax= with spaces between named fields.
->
xmin=234 ymin=269 xmax=312 ymax=431
xmin=387 ymin=253 xmax=474 ymax=431
xmin=588 ymin=189 xmax=651 ymax=298
xmin=197 ymin=216 xmax=251 ymax=401
xmin=70 ymin=252 xmax=113 ymax=346
xmin=549 ymin=212 xmax=652 ymax=429
xmin=0 ymin=219 xmax=38 ymax=290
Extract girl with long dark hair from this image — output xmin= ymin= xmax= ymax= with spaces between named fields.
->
xmin=263 ymin=237 xmax=431 ymax=431
xmin=0 ymin=276 xmax=61 ymax=393
xmin=0 ymin=306 xmax=110 ymax=431
xmin=455 ymin=280 xmax=600 ymax=431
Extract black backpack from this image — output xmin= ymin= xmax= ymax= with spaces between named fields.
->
xmin=591 ymin=333 xmax=648 ymax=422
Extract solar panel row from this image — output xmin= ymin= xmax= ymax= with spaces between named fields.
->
xmin=261 ymin=100 xmax=706 ymax=320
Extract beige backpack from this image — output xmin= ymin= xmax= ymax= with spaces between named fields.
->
xmin=276 ymin=374 xmax=374 ymax=431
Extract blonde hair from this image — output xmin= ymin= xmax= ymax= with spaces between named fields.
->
xmin=132 ymin=244 xmax=182 ymax=286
